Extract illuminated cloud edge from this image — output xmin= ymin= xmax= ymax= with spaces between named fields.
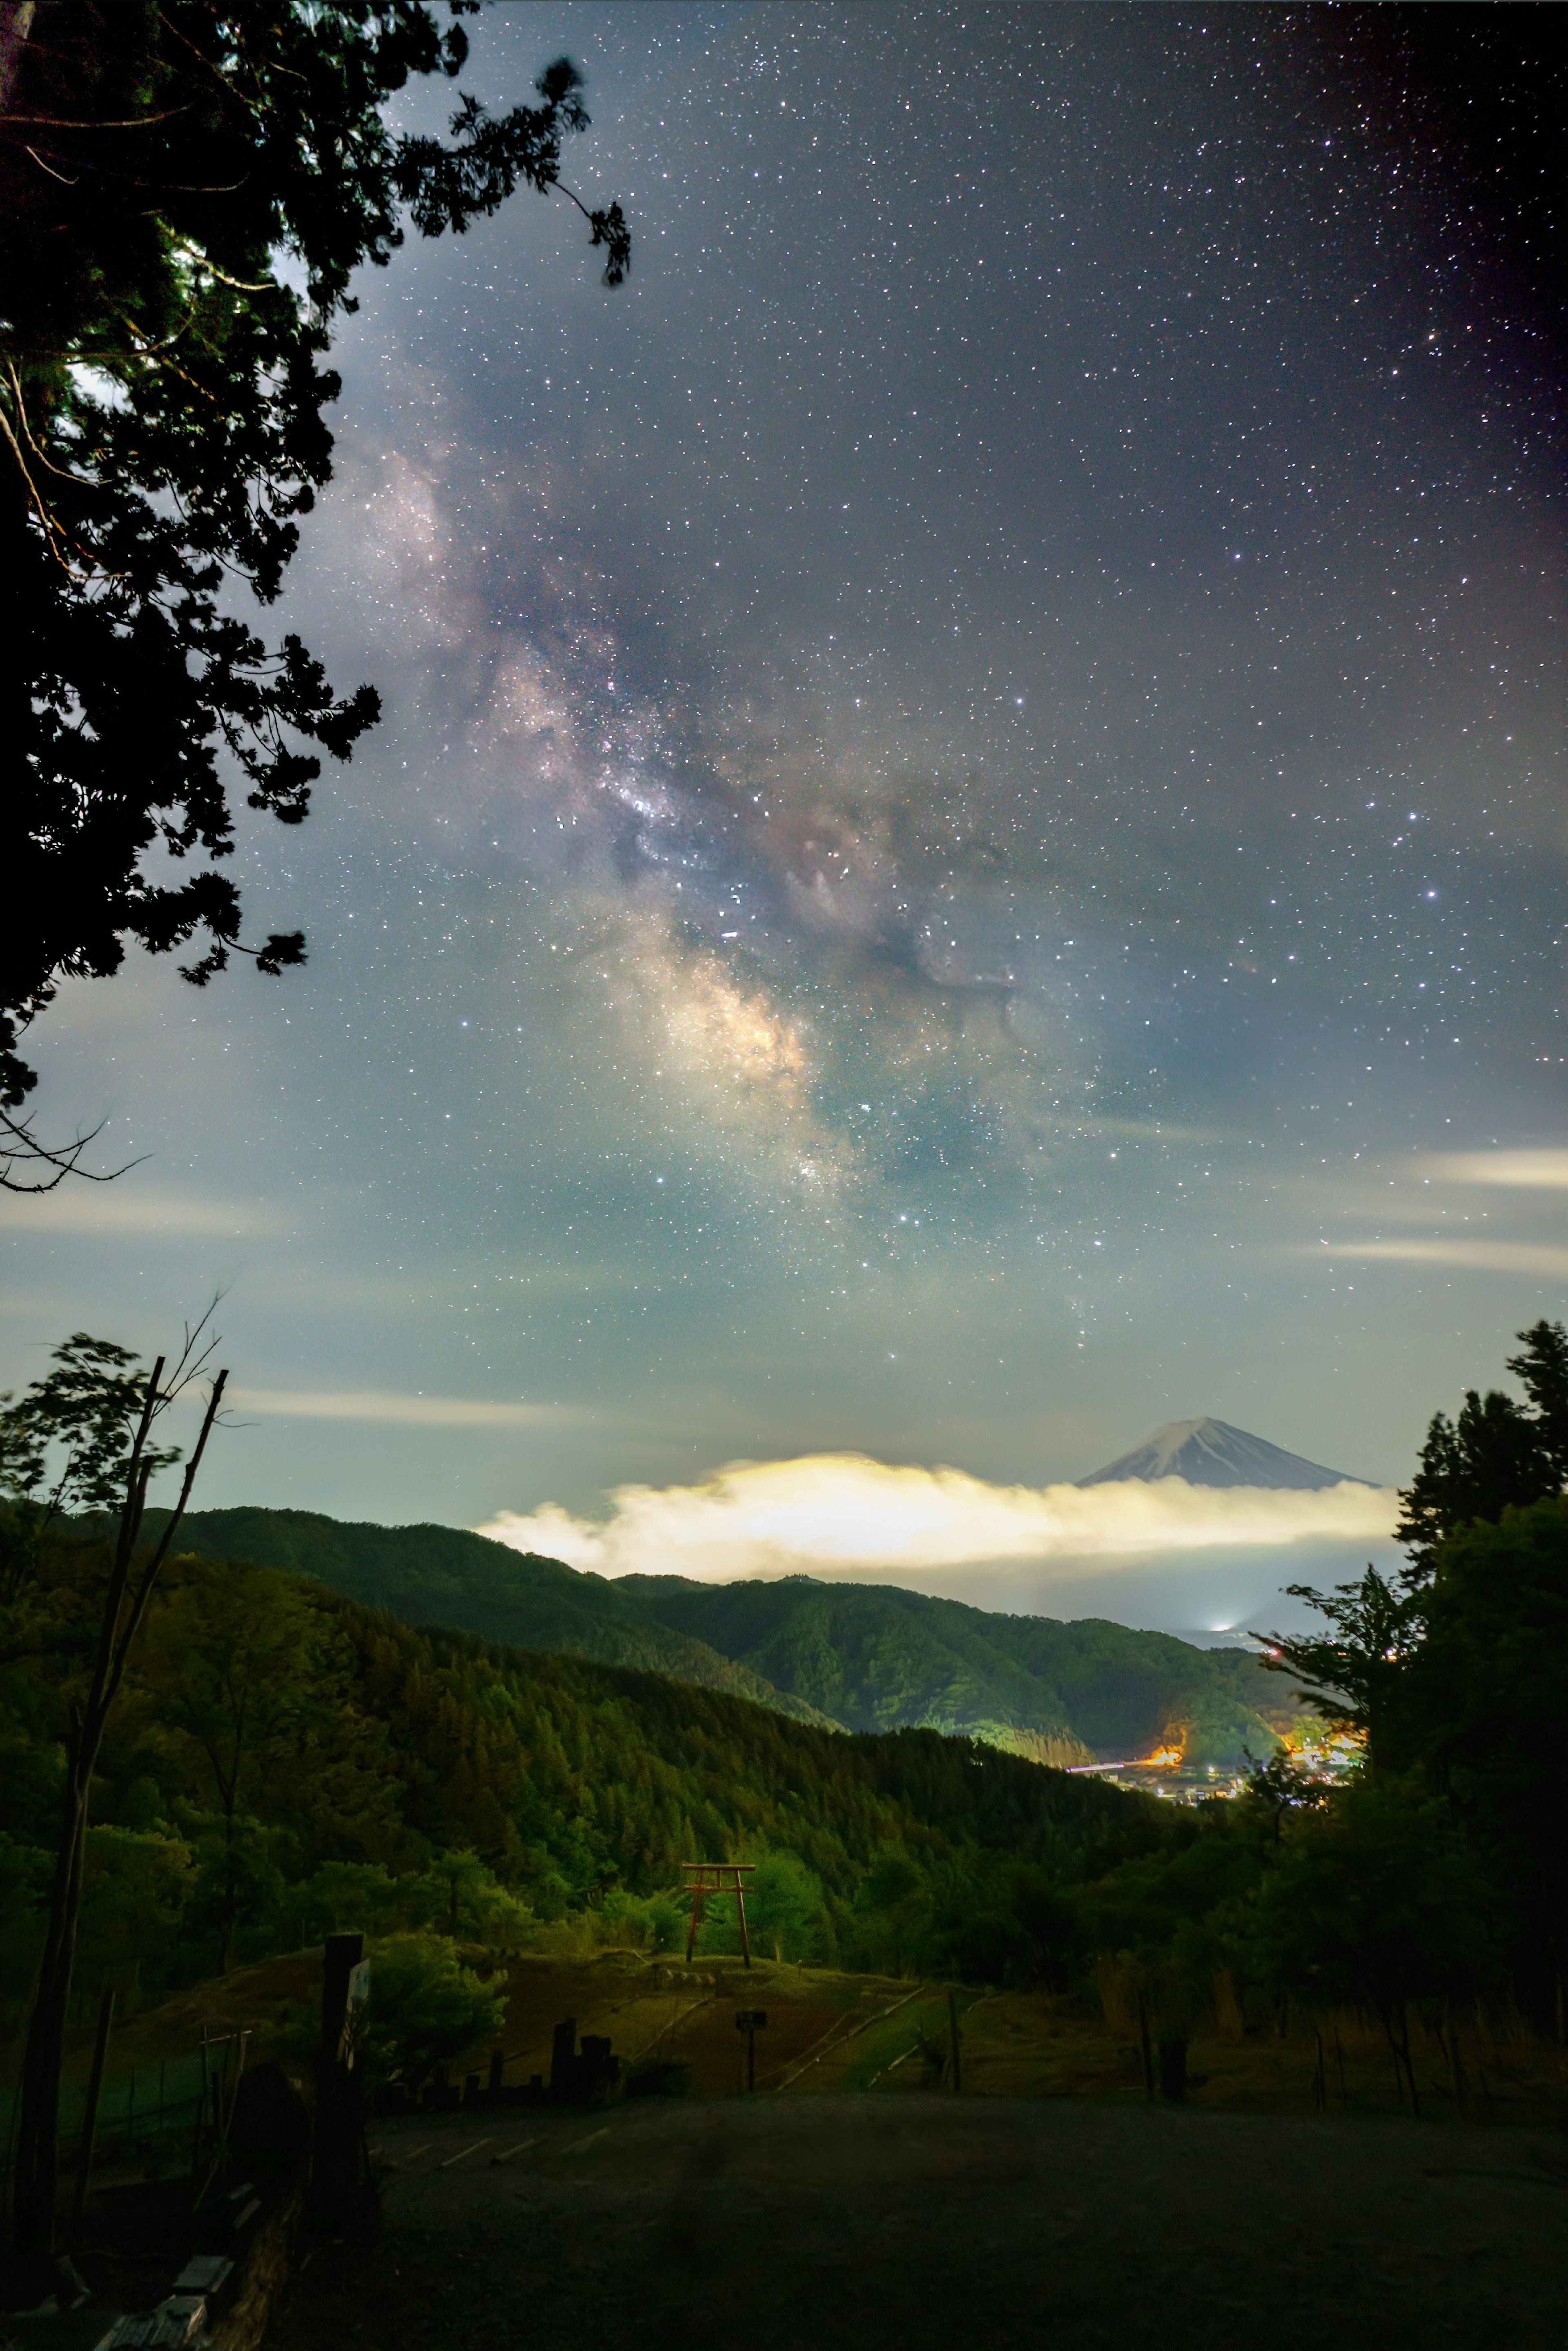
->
xmin=477 ymin=1452 xmax=1398 ymax=1583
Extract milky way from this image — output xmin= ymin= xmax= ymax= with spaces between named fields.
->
xmin=4 ymin=5 xmax=1563 ymax=1626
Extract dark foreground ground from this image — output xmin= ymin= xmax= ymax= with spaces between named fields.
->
xmin=266 ymin=2095 xmax=1568 ymax=2351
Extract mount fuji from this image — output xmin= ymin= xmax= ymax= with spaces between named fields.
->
xmin=1078 ymin=1416 xmax=1372 ymax=1492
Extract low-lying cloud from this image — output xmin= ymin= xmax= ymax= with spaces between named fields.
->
xmin=477 ymin=1453 xmax=1397 ymax=1586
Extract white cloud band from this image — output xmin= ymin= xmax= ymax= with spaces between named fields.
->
xmin=0 ymin=1192 xmax=284 ymax=1236
xmin=477 ymin=1452 xmax=1397 ymax=1583
xmin=1323 ymin=1239 xmax=1568 ymax=1280
xmin=231 ymin=1387 xmax=566 ymax=1428
xmin=1417 ymin=1150 xmax=1568 ymax=1189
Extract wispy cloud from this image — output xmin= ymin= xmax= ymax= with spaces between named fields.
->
xmin=478 ymin=1453 xmax=1396 ymax=1583
xmin=0 ymin=1192 xmax=284 ymax=1237
xmin=1417 ymin=1151 xmax=1568 ymax=1189
xmin=231 ymin=1387 xmax=569 ymax=1428
xmin=1323 ymin=1239 xmax=1568 ymax=1280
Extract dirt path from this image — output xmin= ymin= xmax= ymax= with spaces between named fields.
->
xmin=265 ymin=2094 xmax=1568 ymax=2351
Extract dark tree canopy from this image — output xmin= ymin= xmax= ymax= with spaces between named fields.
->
xmin=1259 ymin=1320 xmax=1568 ymax=1759
xmin=0 ymin=0 xmax=628 ymax=1127
xmin=1253 ymin=1322 xmax=1568 ymax=2023
xmin=1394 ymin=1318 xmax=1568 ymax=1577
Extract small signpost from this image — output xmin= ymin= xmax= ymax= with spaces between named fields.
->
xmin=735 ymin=2010 xmax=768 ymax=2092
xmin=681 ymin=1861 xmax=756 ymax=1965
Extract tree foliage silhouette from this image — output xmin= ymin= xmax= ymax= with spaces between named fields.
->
xmin=1 ymin=1 xmax=628 ymax=1170
xmin=0 ymin=1320 xmax=228 ymax=2254
xmin=1395 ymin=1319 xmax=1568 ymax=1577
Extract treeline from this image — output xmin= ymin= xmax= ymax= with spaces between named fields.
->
xmin=1044 ymin=1322 xmax=1568 ymax=2061
xmin=152 ymin=1502 xmax=1301 ymax=1764
xmin=0 ymin=1531 xmax=1174 ymax=2020
xmin=136 ymin=1505 xmax=839 ymax=1727
xmin=612 ymin=1574 xmax=1299 ymax=1762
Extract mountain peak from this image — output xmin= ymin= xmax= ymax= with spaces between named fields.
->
xmin=1078 ymin=1416 xmax=1371 ymax=1491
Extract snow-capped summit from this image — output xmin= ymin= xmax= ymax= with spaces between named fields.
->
xmin=1077 ymin=1416 xmax=1370 ymax=1491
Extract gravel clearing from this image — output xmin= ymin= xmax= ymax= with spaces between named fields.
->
xmin=265 ymin=2094 xmax=1568 ymax=2351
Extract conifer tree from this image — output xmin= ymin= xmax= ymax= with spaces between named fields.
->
xmin=1395 ymin=1320 xmax=1568 ymax=1578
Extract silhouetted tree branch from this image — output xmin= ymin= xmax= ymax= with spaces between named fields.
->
xmin=4 ymin=1314 xmax=229 ymax=2253
xmin=2 ymin=4 xmax=630 ymax=1137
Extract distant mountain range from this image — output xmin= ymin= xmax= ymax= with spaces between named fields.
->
xmin=1078 ymin=1415 xmax=1372 ymax=1491
xmin=148 ymin=1503 xmax=1311 ymax=1767
xmin=608 ymin=1573 xmax=1303 ymax=1765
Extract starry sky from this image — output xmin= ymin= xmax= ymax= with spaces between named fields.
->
xmin=5 ymin=4 xmax=1565 ymax=1631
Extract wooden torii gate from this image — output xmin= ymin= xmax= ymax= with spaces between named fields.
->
xmin=682 ymin=1861 xmax=755 ymax=1966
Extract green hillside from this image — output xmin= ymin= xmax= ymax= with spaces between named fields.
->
xmin=0 ymin=1532 xmax=1173 ymax=2013
xmin=150 ymin=1508 xmax=1298 ymax=1766
xmin=613 ymin=1576 xmax=1295 ymax=1765
xmin=151 ymin=1507 xmax=833 ymax=1728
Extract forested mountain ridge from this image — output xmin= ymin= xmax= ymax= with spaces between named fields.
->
xmin=612 ymin=1576 xmax=1299 ymax=1764
xmin=147 ymin=1507 xmax=1301 ymax=1764
xmin=143 ymin=1507 xmax=835 ymax=1728
xmin=0 ymin=1532 xmax=1172 ymax=2010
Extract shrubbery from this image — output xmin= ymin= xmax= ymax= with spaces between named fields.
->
xmin=354 ymin=1933 xmax=507 ymax=2094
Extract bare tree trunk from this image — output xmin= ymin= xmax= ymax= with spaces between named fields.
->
xmin=219 ymin=1779 xmax=240 ymax=1977
xmin=11 ymin=1790 xmax=89 ymax=2253
xmin=9 ymin=1367 xmax=226 ymax=2253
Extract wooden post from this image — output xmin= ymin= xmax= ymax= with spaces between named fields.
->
xmin=734 ymin=1872 xmax=752 ymax=1970
xmin=189 ymin=2032 xmax=209 ymax=2207
xmin=1157 ymin=2035 xmax=1188 ymax=2104
xmin=947 ymin=1991 xmax=962 ymax=2093
xmin=69 ymin=1985 xmax=115 ymax=2239
xmin=310 ymin=1934 xmax=369 ymax=2225
xmin=734 ymin=2011 xmax=767 ymax=2093
xmin=320 ymin=1933 xmax=363 ymax=2067
xmin=684 ymin=1880 xmax=706 ymax=1963
xmin=1 ymin=2062 xmax=18 ymax=2213
xmin=221 ymin=2029 xmax=249 ymax=2168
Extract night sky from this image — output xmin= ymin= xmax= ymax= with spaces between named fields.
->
xmin=5 ymin=5 xmax=1564 ymax=1630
